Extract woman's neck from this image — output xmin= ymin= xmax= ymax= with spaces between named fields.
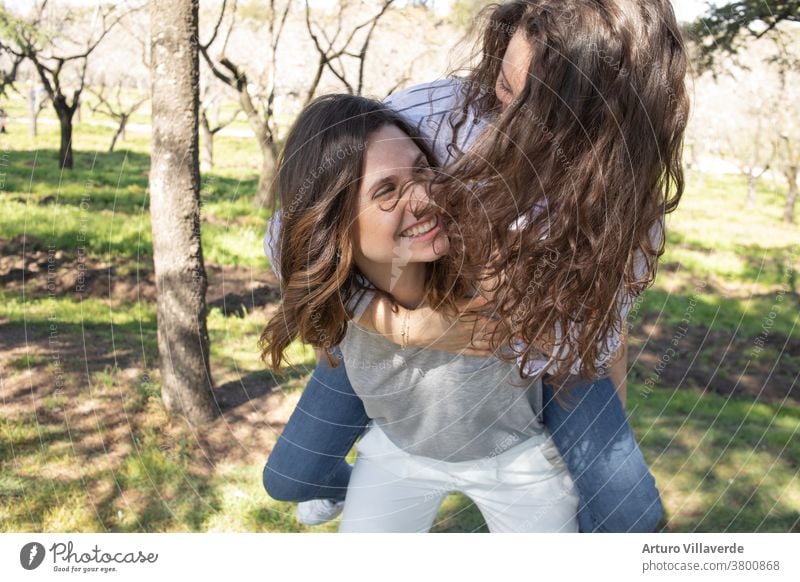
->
xmin=358 ymin=263 xmax=427 ymax=310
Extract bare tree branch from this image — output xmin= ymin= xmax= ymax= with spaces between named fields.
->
xmin=302 ymin=0 xmax=395 ymax=104
xmin=199 ymin=0 xmax=229 ymax=50
xmin=88 ymin=81 xmax=147 ymax=151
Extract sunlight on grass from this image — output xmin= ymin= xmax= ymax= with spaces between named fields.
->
xmin=0 ymin=291 xmax=156 ymax=328
xmin=629 ymin=383 xmax=800 ymax=531
xmin=205 ymin=464 xmax=339 ymax=533
xmin=41 ymin=493 xmax=101 ymax=532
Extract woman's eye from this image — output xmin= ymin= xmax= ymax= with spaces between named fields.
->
xmin=374 ymin=186 xmax=394 ymax=199
xmin=498 ymin=77 xmax=511 ymax=94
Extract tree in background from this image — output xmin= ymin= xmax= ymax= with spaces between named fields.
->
xmin=88 ymin=78 xmax=148 ymax=152
xmin=303 ymin=0 xmax=395 ymax=102
xmin=689 ymin=0 xmax=800 ymax=71
xmin=710 ymin=56 xmax=776 ymax=208
xmin=0 ymin=44 xmax=22 ymax=97
xmin=446 ymin=0 xmax=484 ymax=29
xmin=0 ymin=1 xmax=129 ymax=168
xmin=691 ymin=1 xmax=800 ymax=223
xmin=199 ymin=0 xmax=395 ymax=208
xmin=149 ymin=0 xmax=217 ymax=424
xmin=771 ymin=35 xmax=799 ymax=223
xmin=199 ymin=72 xmax=241 ymax=172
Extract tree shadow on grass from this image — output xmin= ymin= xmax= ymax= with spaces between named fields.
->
xmin=735 ymin=243 xmax=800 ymax=293
xmin=631 ymin=383 xmax=799 ymax=533
xmin=630 ymin=285 xmax=800 ymax=405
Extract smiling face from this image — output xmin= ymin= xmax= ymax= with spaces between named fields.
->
xmin=351 ymin=124 xmax=449 ymax=287
xmin=495 ymin=28 xmax=534 ymax=111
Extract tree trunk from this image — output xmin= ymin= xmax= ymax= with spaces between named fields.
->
xmin=149 ymin=0 xmax=217 ymax=424
xmin=29 ymin=88 xmax=38 ymax=137
xmin=199 ymin=115 xmax=213 ymax=171
xmin=236 ymin=88 xmax=277 ymax=209
xmin=746 ymin=171 xmax=756 ymax=208
xmin=255 ymin=140 xmax=277 ymax=209
xmin=784 ymin=166 xmax=798 ymax=224
xmin=54 ymin=100 xmax=74 ymax=169
xmin=109 ymin=116 xmax=127 ymax=153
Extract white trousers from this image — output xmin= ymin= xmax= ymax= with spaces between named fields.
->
xmin=338 ymin=422 xmax=580 ymax=533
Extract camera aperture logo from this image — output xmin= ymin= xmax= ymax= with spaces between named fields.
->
xmin=20 ymin=542 xmax=46 ymax=570
xmin=19 ymin=541 xmax=158 ymax=574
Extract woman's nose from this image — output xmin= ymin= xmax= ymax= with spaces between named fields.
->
xmin=405 ymin=179 xmax=434 ymax=219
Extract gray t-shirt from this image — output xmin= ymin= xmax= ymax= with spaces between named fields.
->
xmin=339 ymin=285 xmax=545 ymax=462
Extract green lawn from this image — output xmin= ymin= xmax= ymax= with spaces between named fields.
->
xmin=0 ymin=105 xmax=798 ymax=532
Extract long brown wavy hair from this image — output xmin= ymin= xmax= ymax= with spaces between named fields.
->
xmin=259 ymin=94 xmax=470 ymax=372
xmin=431 ymin=0 xmax=690 ymax=388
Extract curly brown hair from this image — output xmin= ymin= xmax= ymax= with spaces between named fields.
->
xmin=259 ymin=94 xmax=471 ymax=372
xmin=430 ymin=0 xmax=690 ymax=388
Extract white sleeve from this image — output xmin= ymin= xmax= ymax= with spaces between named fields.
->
xmin=263 ymin=210 xmax=283 ymax=282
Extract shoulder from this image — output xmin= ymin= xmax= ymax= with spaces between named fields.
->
xmin=345 ymin=273 xmax=378 ymax=325
xmin=650 ymin=214 xmax=665 ymax=247
xmin=632 ymin=215 xmax=666 ymax=279
xmin=263 ymin=210 xmax=283 ymax=281
xmin=383 ymin=77 xmax=469 ymax=117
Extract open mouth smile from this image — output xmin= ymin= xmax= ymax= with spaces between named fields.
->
xmin=399 ymin=215 xmax=441 ymax=241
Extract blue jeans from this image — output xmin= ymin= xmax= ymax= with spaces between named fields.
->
xmin=541 ymin=379 xmax=663 ymax=532
xmin=263 ymin=346 xmax=663 ymax=532
xmin=264 ymin=346 xmax=368 ymax=502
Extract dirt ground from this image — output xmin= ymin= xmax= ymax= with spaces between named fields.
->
xmin=1 ymin=234 xmax=296 ymax=480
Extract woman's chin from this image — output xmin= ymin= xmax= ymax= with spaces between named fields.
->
xmin=414 ymin=237 xmax=450 ymax=262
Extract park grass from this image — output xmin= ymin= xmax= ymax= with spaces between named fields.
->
xmin=0 ymin=104 xmax=798 ymax=533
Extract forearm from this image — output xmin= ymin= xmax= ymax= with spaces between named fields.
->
xmin=607 ymin=340 xmax=628 ymax=407
xmin=361 ymin=293 xmax=487 ymax=353
xmin=264 ymin=348 xmax=368 ymax=502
